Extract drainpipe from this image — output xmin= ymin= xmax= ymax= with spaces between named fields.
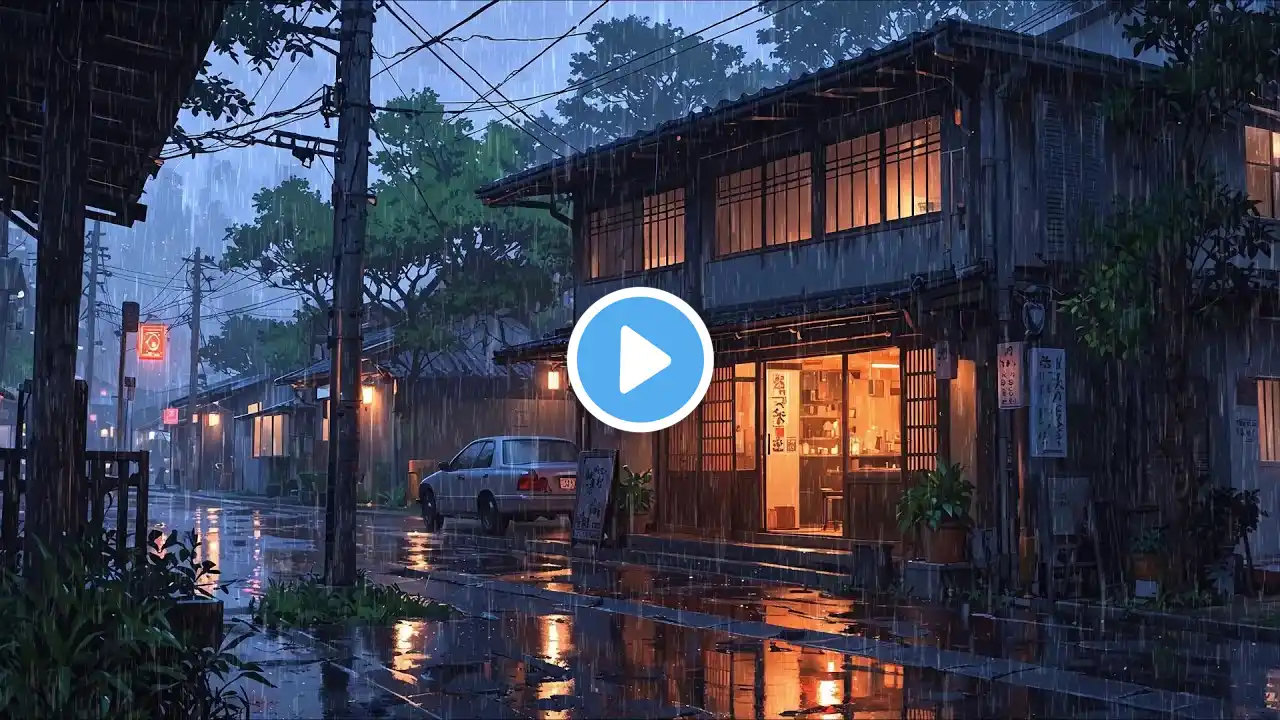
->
xmin=982 ymin=65 xmax=1021 ymax=590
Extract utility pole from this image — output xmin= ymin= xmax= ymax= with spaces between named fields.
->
xmin=0 ymin=199 xmax=10 ymax=387
xmin=324 ymin=0 xmax=374 ymax=587
xmin=187 ymin=249 xmax=203 ymax=490
xmin=116 ymin=301 xmax=137 ymax=452
xmin=82 ymin=220 xmax=101 ymax=405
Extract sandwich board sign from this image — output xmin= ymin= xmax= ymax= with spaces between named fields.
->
xmin=571 ymin=449 xmax=619 ymax=546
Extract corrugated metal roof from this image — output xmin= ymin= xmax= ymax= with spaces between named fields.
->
xmin=475 ymin=18 xmax=1156 ymax=205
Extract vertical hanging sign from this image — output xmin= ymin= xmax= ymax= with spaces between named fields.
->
xmin=934 ymin=340 xmax=957 ymax=381
xmin=138 ymin=323 xmax=167 ymax=361
xmin=768 ymin=370 xmax=791 ymax=454
xmin=997 ymin=341 xmax=1025 ymax=409
xmin=1029 ymin=347 xmax=1068 ymax=458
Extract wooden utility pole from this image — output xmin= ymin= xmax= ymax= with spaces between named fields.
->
xmin=187 ymin=249 xmax=203 ymax=490
xmin=0 ymin=198 xmax=11 ymax=387
xmin=82 ymin=220 xmax=100 ymax=405
xmin=324 ymin=0 xmax=374 ymax=587
xmin=26 ymin=0 xmax=100 ymax=572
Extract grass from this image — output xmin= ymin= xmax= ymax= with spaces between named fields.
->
xmin=251 ymin=573 xmax=453 ymax=628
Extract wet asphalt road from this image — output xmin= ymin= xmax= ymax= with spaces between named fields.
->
xmin=143 ymin=491 xmax=1280 ymax=719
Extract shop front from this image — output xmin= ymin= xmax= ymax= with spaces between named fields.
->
xmin=655 ymin=311 xmax=977 ymax=548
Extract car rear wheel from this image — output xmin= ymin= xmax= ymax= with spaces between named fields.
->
xmin=420 ymin=488 xmax=445 ymax=532
xmin=478 ymin=494 xmax=509 ymax=536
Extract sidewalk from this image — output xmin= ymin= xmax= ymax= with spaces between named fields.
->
xmin=1055 ymin=596 xmax=1280 ymax=643
xmin=149 ymin=487 xmax=416 ymax=519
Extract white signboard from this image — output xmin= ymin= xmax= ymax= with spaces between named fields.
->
xmin=571 ymin=449 xmax=618 ymax=545
xmin=935 ymin=341 xmax=957 ymax=381
xmin=1029 ymin=348 xmax=1068 ymax=458
xmin=997 ymin=341 xmax=1025 ymax=410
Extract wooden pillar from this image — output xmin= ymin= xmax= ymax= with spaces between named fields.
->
xmin=25 ymin=0 xmax=98 ymax=572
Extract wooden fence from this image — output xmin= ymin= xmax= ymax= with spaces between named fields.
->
xmin=0 ymin=380 xmax=151 ymax=562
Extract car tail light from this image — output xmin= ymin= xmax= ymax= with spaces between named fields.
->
xmin=518 ymin=471 xmax=548 ymax=492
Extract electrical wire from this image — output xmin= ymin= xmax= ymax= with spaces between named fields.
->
xmin=371 ymin=0 xmax=502 ymax=80
xmin=382 ymin=0 xmax=571 ymax=155
xmin=457 ymin=0 xmax=799 ymax=143
xmin=447 ymin=0 xmax=609 ymax=119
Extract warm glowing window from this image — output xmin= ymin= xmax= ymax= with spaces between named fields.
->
xmin=885 ymin=116 xmax=942 ymax=221
xmin=585 ymin=190 xmax=686 ymax=279
xmin=321 ymin=400 xmax=330 ymax=442
xmin=714 ymin=154 xmax=812 ymax=257
xmin=826 ymin=131 xmax=883 ymax=232
xmin=246 ymin=402 xmax=261 ymax=415
xmin=1258 ymin=379 xmax=1280 ymax=463
xmin=642 ymin=189 xmax=685 ymax=270
xmin=1246 ymin=125 xmax=1280 ymax=219
xmin=252 ymin=413 xmax=287 ymax=458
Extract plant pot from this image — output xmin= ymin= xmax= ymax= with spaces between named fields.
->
xmin=627 ymin=511 xmax=652 ymax=537
xmin=922 ymin=521 xmax=968 ymax=564
xmin=1131 ymin=553 xmax=1160 ymax=583
xmin=167 ymin=597 xmax=224 ymax=651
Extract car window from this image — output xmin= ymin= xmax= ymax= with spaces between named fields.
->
xmin=451 ymin=442 xmax=484 ymax=470
xmin=504 ymin=439 xmax=579 ymax=465
xmin=473 ymin=441 xmax=495 ymax=469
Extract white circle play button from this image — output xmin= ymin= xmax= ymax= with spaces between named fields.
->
xmin=568 ymin=287 xmax=713 ymax=433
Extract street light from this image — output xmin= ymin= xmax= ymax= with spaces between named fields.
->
xmin=361 ymin=385 xmax=375 ymax=406
xmin=207 ymin=413 xmax=220 ymax=428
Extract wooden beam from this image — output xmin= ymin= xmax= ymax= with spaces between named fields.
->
xmin=25 ymin=0 xmax=100 ymax=579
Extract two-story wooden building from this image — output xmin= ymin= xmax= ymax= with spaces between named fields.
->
xmin=482 ymin=10 xmax=1280 ymax=576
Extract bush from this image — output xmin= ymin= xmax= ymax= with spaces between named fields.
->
xmin=0 ymin=529 xmax=269 ymax=719
xmin=251 ymin=572 xmax=453 ymax=628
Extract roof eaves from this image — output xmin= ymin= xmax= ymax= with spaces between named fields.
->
xmin=475 ymin=22 xmax=955 ymax=206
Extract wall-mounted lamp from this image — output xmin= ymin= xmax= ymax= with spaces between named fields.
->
xmin=99 ymin=428 xmax=110 ymax=438
xmin=546 ymin=369 xmax=561 ymax=391
xmin=192 ymin=414 xmax=200 ymax=425
xmin=361 ymin=385 xmax=375 ymax=406
xmin=207 ymin=413 xmax=220 ymax=428
xmin=148 ymin=431 xmax=157 ymax=441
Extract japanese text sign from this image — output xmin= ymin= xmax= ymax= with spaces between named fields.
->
xmin=163 ymin=407 xmax=179 ymax=425
xmin=1029 ymin=347 xmax=1067 ymax=458
xmin=997 ymin=341 xmax=1025 ymax=410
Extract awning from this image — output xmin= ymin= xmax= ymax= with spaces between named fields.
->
xmin=492 ymin=271 xmax=979 ymax=366
xmin=234 ymin=398 xmax=308 ymax=421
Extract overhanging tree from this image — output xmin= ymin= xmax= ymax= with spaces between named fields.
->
xmin=1060 ymin=0 xmax=1280 ymax=591
xmin=758 ymin=0 xmax=1056 ymax=78
xmin=201 ymin=313 xmax=316 ymax=377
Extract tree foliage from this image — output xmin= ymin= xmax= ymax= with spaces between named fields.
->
xmin=201 ymin=313 xmax=315 ymax=377
xmin=757 ymin=0 xmax=1054 ymax=77
xmin=220 ymin=88 xmax=569 ymax=384
xmin=178 ymin=1 xmax=336 ymax=149
xmin=526 ymin=14 xmax=781 ymax=160
xmin=1060 ymin=0 xmax=1280 ymax=590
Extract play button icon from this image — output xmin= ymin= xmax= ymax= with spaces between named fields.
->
xmin=618 ymin=326 xmax=671 ymax=394
xmin=568 ymin=287 xmax=714 ymax=433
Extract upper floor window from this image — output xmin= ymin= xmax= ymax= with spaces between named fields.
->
xmin=585 ymin=189 xmax=686 ymax=280
xmin=715 ymin=153 xmax=813 ymax=257
xmin=826 ymin=117 xmax=942 ymax=233
xmin=1246 ymin=125 xmax=1280 ymax=219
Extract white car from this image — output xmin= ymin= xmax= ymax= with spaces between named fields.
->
xmin=417 ymin=436 xmax=579 ymax=535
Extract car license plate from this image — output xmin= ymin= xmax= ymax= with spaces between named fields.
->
xmin=559 ymin=477 xmax=576 ymax=491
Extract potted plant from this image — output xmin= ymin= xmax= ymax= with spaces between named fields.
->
xmin=896 ymin=457 xmax=974 ymax=564
xmin=1129 ymin=527 xmax=1164 ymax=584
xmin=617 ymin=465 xmax=654 ymax=537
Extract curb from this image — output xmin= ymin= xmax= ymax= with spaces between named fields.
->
xmin=388 ymin=567 xmax=1237 ymax=719
xmin=1055 ymin=599 xmax=1280 ymax=644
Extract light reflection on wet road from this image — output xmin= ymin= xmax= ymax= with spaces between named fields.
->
xmin=145 ymin=493 xmax=1280 ymax=719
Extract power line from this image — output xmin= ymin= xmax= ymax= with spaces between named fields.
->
xmin=443 ymin=31 xmax=590 ymax=43
xmin=371 ymin=0 xmax=502 ymax=80
xmin=382 ymin=0 xmax=572 ymax=155
xmin=447 ymin=0 xmax=609 ymax=119
xmin=457 ymin=0 xmax=796 ymax=144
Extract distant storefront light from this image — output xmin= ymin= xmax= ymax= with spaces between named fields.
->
xmin=207 ymin=413 xmax=220 ymax=427
xmin=99 ymin=428 xmax=110 ymax=438
xmin=192 ymin=414 xmax=200 ymax=425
